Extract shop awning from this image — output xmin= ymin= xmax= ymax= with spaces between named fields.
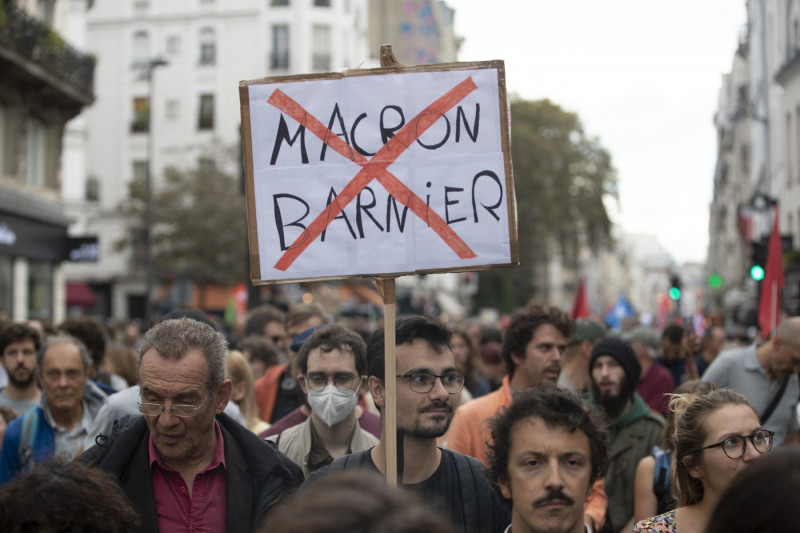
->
xmin=66 ymin=282 xmax=96 ymax=308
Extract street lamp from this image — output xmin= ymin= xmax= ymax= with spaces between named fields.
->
xmin=145 ymin=57 xmax=168 ymax=325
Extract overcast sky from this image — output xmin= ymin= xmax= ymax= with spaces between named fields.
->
xmin=451 ymin=0 xmax=748 ymax=264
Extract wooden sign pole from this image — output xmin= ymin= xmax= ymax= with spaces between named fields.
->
xmin=374 ymin=276 xmax=398 ymax=487
xmin=375 ymin=45 xmax=403 ymax=489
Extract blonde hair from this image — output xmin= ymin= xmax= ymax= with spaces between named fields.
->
xmin=671 ymin=388 xmax=755 ymax=506
xmin=225 ymin=350 xmax=262 ymax=432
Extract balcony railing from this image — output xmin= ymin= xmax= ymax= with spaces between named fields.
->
xmin=0 ymin=3 xmax=95 ymax=97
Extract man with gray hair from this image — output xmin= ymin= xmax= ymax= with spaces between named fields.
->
xmin=81 ymin=317 xmax=303 ymax=532
xmin=623 ymin=326 xmax=674 ymax=416
xmin=0 ymin=335 xmax=107 ymax=485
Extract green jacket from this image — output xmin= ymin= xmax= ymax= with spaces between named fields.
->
xmin=598 ymin=393 xmax=665 ymax=533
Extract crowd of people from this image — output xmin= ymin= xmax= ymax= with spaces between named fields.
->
xmin=0 ymin=301 xmax=798 ymax=532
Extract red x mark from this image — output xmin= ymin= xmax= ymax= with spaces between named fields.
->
xmin=267 ymin=76 xmax=479 ymax=271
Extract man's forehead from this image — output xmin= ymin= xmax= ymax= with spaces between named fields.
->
xmin=512 ymin=416 xmax=590 ymax=449
xmin=306 ymin=347 xmax=357 ymax=372
xmin=396 ymin=339 xmax=455 ymax=371
xmin=42 ymin=342 xmax=82 ymax=367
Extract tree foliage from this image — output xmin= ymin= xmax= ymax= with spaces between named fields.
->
xmin=117 ymin=154 xmax=248 ymax=306
xmin=475 ymin=98 xmax=617 ymax=312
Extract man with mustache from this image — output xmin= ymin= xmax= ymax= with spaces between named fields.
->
xmin=487 ymin=385 xmax=609 ymax=533
xmin=588 ymin=337 xmax=664 ymax=533
xmin=0 ymin=323 xmax=41 ymax=414
xmin=305 ymin=316 xmax=509 ymax=532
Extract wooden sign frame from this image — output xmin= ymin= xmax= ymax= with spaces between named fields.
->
xmin=239 ymin=59 xmax=518 ymax=286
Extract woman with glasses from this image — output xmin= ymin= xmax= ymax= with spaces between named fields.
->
xmin=633 ymin=388 xmax=773 ymax=533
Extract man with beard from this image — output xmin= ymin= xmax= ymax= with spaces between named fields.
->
xmin=305 ymin=316 xmax=510 ymax=533
xmin=445 ymin=305 xmax=607 ymax=532
xmin=703 ymin=316 xmax=800 ymax=445
xmin=588 ymin=338 xmax=664 ymax=533
xmin=486 ymin=385 xmax=609 ymax=533
xmin=446 ymin=304 xmax=574 ymax=464
xmin=0 ymin=324 xmax=41 ymax=414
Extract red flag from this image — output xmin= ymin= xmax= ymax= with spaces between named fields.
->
xmin=571 ymin=277 xmax=589 ymax=319
xmin=758 ymin=207 xmax=785 ymax=338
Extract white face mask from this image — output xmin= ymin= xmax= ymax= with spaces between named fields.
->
xmin=307 ymin=384 xmax=359 ymax=427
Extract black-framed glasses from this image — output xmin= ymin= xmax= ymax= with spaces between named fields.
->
xmin=137 ymin=390 xmax=214 ymax=418
xmin=697 ymin=429 xmax=775 ymax=459
xmin=304 ymin=372 xmax=361 ymax=392
xmin=396 ymin=373 xmax=466 ymax=394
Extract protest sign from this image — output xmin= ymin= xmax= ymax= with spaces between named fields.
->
xmin=240 ymin=60 xmax=517 ymax=284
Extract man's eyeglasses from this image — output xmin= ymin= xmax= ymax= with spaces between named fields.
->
xmin=697 ymin=429 xmax=775 ymax=459
xmin=137 ymin=390 xmax=214 ymax=418
xmin=304 ymin=372 xmax=360 ymax=392
xmin=396 ymin=373 xmax=466 ymax=394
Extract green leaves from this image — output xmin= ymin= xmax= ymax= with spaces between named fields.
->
xmin=476 ymin=98 xmax=616 ymax=311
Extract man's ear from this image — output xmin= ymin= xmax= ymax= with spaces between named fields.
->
xmin=297 ymin=374 xmax=308 ymax=395
xmin=510 ymin=351 xmax=524 ymax=368
xmin=498 ymin=475 xmax=512 ymax=501
xmin=357 ymin=375 xmax=367 ymax=396
xmin=369 ymin=376 xmax=385 ymax=409
xmin=215 ymin=379 xmax=233 ymax=414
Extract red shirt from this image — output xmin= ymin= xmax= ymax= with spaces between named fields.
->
xmin=149 ymin=421 xmax=227 ymax=533
xmin=638 ymin=362 xmax=675 ymax=416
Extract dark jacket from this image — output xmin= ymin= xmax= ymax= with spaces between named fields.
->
xmin=79 ymin=413 xmax=303 ymax=532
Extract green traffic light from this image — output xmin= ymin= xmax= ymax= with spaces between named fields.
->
xmin=709 ymin=272 xmax=723 ymax=289
xmin=750 ymin=265 xmax=765 ymax=281
xmin=668 ymin=287 xmax=681 ymax=300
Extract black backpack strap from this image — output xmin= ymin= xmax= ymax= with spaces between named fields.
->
xmin=448 ymin=450 xmax=493 ymax=533
xmin=761 ymin=376 xmax=790 ymax=425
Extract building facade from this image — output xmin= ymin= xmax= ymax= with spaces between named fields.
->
xmin=0 ymin=0 xmax=95 ymax=322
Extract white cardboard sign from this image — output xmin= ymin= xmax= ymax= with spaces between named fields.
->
xmin=240 ymin=61 xmax=517 ymax=283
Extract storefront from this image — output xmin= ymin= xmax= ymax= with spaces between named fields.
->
xmin=0 ymin=209 xmax=71 ymax=323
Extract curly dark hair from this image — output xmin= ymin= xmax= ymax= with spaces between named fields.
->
xmin=366 ymin=315 xmax=452 ymax=382
xmin=486 ymin=384 xmax=609 ymax=508
xmin=502 ymin=304 xmax=574 ymax=378
xmin=0 ymin=458 xmax=141 ymax=532
xmin=0 ymin=323 xmax=41 ymax=355
xmin=297 ymin=324 xmax=368 ymax=376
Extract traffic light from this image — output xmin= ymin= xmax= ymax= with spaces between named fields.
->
xmin=668 ymin=274 xmax=682 ymax=300
xmin=750 ymin=240 xmax=767 ymax=281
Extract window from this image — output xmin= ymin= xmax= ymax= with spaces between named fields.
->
xmin=28 ymin=260 xmax=53 ymax=320
xmin=313 ymin=0 xmax=331 ymax=6
xmin=197 ymin=94 xmax=215 ymax=130
xmin=0 ymin=255 xmax=11 ymax=319
xmin=0 ymin=105 xmax=4 ymax=174
xmin=166 ymin=35 xmax=180 ymax=55
xmin=199 ymin=28 xmax=216 ymax=65
xmin=25 ymin=117 xmax=45 ymax=187
xmin=271 ymin=25 xmax=289 ymax=69
xmin=166 ymin=99 xmax=180 ymax=120
xmin=85 ymin=175 xmax=100 ymax=201
xmin=131 ymin=97 xmax=150 ymax=133
xmin=312 ymin=24 xmax=331 ymax=71
xmin=133 ymin=160 xmax=148 ymax=183
xmin=36 ymin=0 xmax=55 ymax=27
xmin=271 ymin=0 xmax=289 ymax=5
xmin=133 ymin=0 xmax=149 ymax=11
xmin=133 ymin=31 xmax=149 ymax=68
